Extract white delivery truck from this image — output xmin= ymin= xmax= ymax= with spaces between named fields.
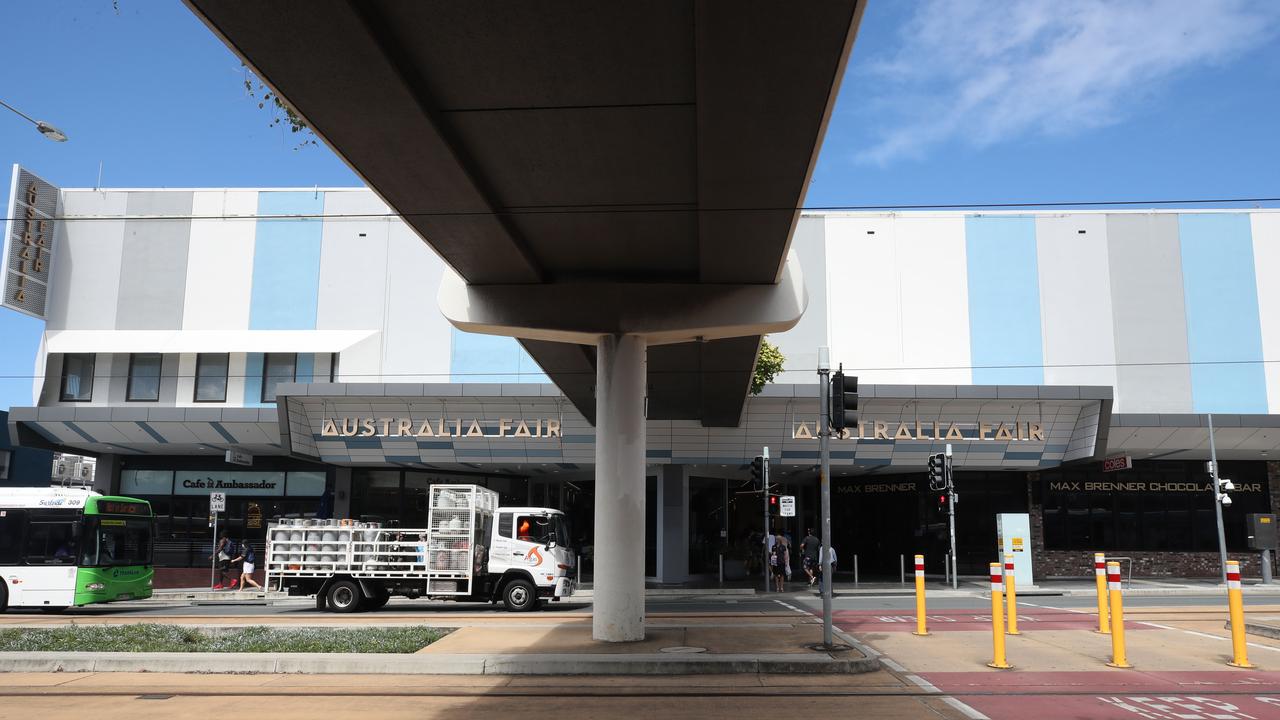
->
xmin=267 ymin=484 xmax=575 ymax=612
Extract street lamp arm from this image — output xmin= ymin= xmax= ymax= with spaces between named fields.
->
xmin=0 ymin=98 xmax=68 ymax=142
xmin=0 ymin=98 xmax=40 ymax=125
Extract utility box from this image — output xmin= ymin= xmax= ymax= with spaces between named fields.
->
xmin=1247 ymin=514 xmax=1278 ymax=550
xmin=996 ymin=513 xmax=1033 ymax=587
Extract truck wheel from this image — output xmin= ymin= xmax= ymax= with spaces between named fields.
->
xmin=502 ymin=578 xmax=539 ymax=612
xmin=327 ymin=580 xmax=363 ymax=613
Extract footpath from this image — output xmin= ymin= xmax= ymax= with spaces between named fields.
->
xmin=4 ymin=577 xmax=1280 ymax=679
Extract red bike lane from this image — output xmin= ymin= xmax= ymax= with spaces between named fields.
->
xmin=920 ymin=670 xmax=1280 ymax=719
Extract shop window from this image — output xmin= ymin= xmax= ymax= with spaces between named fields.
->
xmin=60 ymin=353 xmax=95 ymax=402
xmin=351 ymin=470 xmax=401 ymax=524
xmin=194 ymin=353 xmax=229 ymax=402
xmin=261 ymin=353 xmax=296 ymax=403
xmin=126 ymin=353 xmax=163 ymax=402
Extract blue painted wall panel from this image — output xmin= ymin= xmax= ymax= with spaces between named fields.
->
xmin=1179 ymin=214 xmax=1267 ymax=412
xmin=965 ymin=216 xmax=1044 ymax=384
xmin=249 ymin=192 xmax=325 ymax=330
xmin=244 ymin=352 xmax=264 ymax=407
xmin=450 ymin=329 xmax=550 ymax=383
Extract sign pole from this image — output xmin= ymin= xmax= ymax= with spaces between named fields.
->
xmin=818 ymin=347 xmax=833 ymax=647
xmin=210 ymin=510 xmax=218 ymax=589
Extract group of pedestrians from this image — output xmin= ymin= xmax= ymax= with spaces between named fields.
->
xmin=765 ymin=528 xmax=837 ymax=592
xmin=210 ymin=531 xmax=264 ymax=591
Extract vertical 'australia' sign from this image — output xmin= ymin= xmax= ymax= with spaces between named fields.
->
xmin=2 ymin=165 xmax=60 ymax=319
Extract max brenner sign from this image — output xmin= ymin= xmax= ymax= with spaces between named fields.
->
xmin=2 ymin=166 xmax=60 ymax=318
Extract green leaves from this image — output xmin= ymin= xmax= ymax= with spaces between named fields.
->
xmin=750 ymin=337 xmax=786 ymax=395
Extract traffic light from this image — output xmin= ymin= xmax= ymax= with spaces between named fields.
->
xmin=936 ymin=493 xmax=948 ymax=515
xmin=769 ymin=495 xmax=778 ymax=514
xmin=751 ymin=456 xmax=765 ymax=489
xmin=927 ymin=452 xmax=946 ymax=491
xmin=831 ymin=370 xmax=859 ymax=432
xmin=1209 ymin=460 xmax=1235 ymax=507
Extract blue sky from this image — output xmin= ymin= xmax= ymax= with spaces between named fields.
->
xmin=2 ymin=1 xmax=1279 ymax=410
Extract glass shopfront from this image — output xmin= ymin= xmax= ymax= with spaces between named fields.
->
xmin=1040 ymin=460 xmax=1270 ymax=552
xmin=120 ymin=466 xmax=330 ymax=567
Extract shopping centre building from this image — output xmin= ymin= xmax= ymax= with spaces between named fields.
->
xmin=7 ymin=166 xmax=1280 ymax=583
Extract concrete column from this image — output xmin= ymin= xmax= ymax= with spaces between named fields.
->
xmin=593 ymin=334 xmax=647 ymax=642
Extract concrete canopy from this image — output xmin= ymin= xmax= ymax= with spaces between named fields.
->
xmin=185 ymin=1 xmax=864 ymax=427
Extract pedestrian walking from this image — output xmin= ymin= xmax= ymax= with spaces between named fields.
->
xmin=770 ymin=534 xmax=789 ymax=592
xmin=781 ymin=531 xmax=793 ymax=582
xmin=210 ymin=531 xmax=234 ymax=590
xmin=762 ymin=531 xmax=776 ymax=581
xmin=232 ymin=539 xmax=265 ymax=592
xmin=800 ymin=528 xmax=820 ymax=586
xmin=817 ymin=544 xmax=838 ymax=593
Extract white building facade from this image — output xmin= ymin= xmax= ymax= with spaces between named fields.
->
xmin=7 ymin=168 xmax=1280 ymax=582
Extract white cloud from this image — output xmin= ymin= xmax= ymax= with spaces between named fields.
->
xmin=856 ymin=0 xmax=1280 ymax=165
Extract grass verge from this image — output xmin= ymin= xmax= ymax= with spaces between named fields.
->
xmin=0 ymin=624 xmax=447 ymax=653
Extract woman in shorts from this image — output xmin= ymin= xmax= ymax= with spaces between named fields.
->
xmin=232 ymin=539 xmax=265 ymax=592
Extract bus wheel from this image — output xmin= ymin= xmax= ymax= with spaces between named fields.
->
xmin=502 ymin=578 xmax=538 ymax=612
xmin=327 ymin=580 xmax=363 ymax=613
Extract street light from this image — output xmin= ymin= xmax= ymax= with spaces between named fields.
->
xmin=0 ymin=99 xmax=68 ymax=142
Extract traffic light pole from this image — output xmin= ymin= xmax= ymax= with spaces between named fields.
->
xmin=818 ymin=353 xmax=833 ymax=647
xmin=1209 ymin=414 xmax=1228 ymax=584
xmin=763 ymin=446 xmax=770 ymax=594
xmin=947 ymin=444 xmax=957 ymax=590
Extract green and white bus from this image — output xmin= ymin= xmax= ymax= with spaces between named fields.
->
xmin=0 ymin=488 xmax=154 ymax=612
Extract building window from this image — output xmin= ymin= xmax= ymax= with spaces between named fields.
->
xmin=126 ymin=353 xmax=162 ymax=402
xmin=194 ymin=353 xmax=229 ymax=403
xmin=261 ymin=353 xmax=297 ymax=403
xmin=60 ymin=354 xmax=95 ymax=402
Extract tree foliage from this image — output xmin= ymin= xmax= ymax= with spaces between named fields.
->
xmin=243 ymin=69 xmax=317 ymax=149
xmin=750 ymin=338 xmax=786 ymax=395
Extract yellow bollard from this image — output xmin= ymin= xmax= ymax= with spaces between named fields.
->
xmin=1226 ymin=560 xmax=1254 ymax=668
xmin=913 ymin=554 xmax=929 ymax=636
xmin=987 ymin=562 xmax=1012 ymax=669
xmin=1105 ymin=561 xmax=1131 ymax=668
xmin=1005 ymin=554 xmax=1020 ymax=635
xmin=1094 ymin=552 xmax=1110 ymax=634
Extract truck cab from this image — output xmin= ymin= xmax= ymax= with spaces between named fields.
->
xmin=488 ymin=507 xmax=575 ymax=608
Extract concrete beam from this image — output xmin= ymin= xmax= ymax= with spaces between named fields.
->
xmin=438 ymin=252 xmax=806 ymax=346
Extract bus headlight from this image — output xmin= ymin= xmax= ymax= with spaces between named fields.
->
xmin=85 ymin=582 xmax=105 ymax=591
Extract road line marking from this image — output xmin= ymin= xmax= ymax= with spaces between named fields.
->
xmin=942 ymin=696 xmax=991 ymax=720
xmin=903 ymin=674 xmax=939 ymax=692
xmin=1141 ymin=621 xmax=1280 ymax=653
xmin=898 ymin=670 xmax=992 ymax=720
xmin=772 ymin=599 xmax=808 ymax=614
xmin=881 ymin=657 xmax=906 ymax=672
